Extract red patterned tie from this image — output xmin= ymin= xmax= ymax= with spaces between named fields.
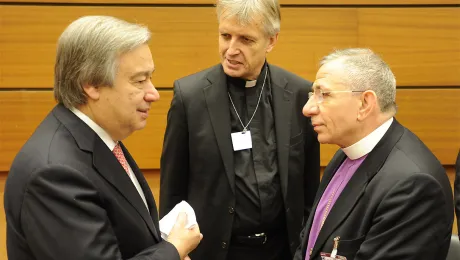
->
xmin=113 ymin=143 xmax=129 ymax=174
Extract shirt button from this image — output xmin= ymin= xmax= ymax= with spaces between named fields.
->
xmin=228 ymin=206 xmax=235 ymax=214
xmin=222 ymin=242 xmax=227 ymax=248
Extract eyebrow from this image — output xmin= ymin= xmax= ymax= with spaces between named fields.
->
xmin=241 ymin=33 xmax=256 ymax=38
xmin=130 ymin=69 xmax=155 ymax=80
xmin=312 ymin=84 xmax=322 ymax=91
xmin=219 ymin=30 xmax=256 ymax=40
xmin=313 ymin=83 xmax=332 ymax=91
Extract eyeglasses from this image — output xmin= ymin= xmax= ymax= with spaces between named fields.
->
xmin=307 ymin=89 xmax=365 ymax=104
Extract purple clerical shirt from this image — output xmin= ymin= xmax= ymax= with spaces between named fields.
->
xmin=305 ymin=155 xmax=367 ymax=260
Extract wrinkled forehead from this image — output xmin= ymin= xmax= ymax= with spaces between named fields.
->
xmin=312 ymin=75 xmax=337 ymax=92
xmin=313 ymin=62 xmax=350 ymax=90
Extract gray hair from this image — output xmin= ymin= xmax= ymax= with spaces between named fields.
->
xmin=54 ymin=15 xmax=151 ymax=108
xmin=320 ymin=48 xmax=397 ymax=113
xmin=216 ymin=0 xmax=281 ymax=37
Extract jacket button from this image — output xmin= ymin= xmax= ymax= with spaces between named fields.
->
xmin=222 ymin=242 xmax=227 ymax=248
xmin=286 ymin=207 xmax=290 ymax=213
xmin=228 ymin=206 xmax=235 ymax=214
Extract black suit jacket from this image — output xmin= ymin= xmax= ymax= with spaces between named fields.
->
xmin=4 ymin=104 xmax=179 ymax=260
xmin=455 ymin=149 xmax=460 ymax=236
xmin=294 ymin=120 xmax=454 ymax=260
xmin=159 ymin=64 xmax=320 ymax=260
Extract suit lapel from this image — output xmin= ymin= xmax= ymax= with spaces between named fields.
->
xmin=311 ymin=154 xmax=369 ymax=257
xmin=311 ymin=119 xmax=405 ymax=258
xmin=92 ymin=138 xmax=160 ymax=241
xmin=204 ymin=65 xmax=235 ymax=194
xmin=122 ymin=143 xmax=161 ymax=242
xmin=301 ymin=151 xmax=345 ymax=257
xmin=270 ymin=64 xmax=293 ymax=201
xmin=53 ymin=105 xmax=161 ymax=241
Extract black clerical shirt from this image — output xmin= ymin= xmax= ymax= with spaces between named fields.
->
xmin=227 ymin=64 xmax=285 ymax=235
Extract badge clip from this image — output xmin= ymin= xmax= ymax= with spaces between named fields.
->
xmin=320 ymin=236 xmax=347 ymax=260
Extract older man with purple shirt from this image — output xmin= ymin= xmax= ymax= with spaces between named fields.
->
xmin=294 ymin=48 xmax=453 ymax=260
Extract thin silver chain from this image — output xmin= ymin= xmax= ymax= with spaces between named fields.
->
xmin=227 ymin=66 xmax=268 ymax=133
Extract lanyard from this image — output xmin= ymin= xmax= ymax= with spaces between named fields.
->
xmin=227 ymin=66 xmax=268 ymax=133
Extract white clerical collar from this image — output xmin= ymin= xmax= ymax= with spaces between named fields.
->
xmin=245 ymin=80 xmax=257 ymax=88
xmin=70 ymin=107 xmax=117 ymax=151
xmin=342 ymin=117 xmax=394 ymax=160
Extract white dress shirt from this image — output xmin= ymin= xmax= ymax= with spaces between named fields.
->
xmin=342 ymin=117 xmax=394 ymax=159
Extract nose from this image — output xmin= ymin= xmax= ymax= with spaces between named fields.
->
xmin=144 ymin=82 xmax=160 ymax=102
xmin=302 ymin=97 xmax=319 ymax=117
xmin=226 ymin=39 xmax=240 ymax=56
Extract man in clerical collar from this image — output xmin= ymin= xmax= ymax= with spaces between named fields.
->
xmin=294 ymin=48 xmax=453 ymax=260
xmin=159 ymin=0 xmax=321 ymax=259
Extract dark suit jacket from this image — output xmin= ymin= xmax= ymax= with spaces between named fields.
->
xmin=159 ymin=63 xmax=320 ymax=260
xmin=455 ymin=150 xmax=460 ymax=236
xmin=4 ymin=104 xmax=179 ymax=260
xmin=294 ymin=120 xmax=454 ymax=260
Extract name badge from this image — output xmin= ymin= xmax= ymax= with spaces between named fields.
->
xmin=231 ymin=131 xmax=252 ymax=151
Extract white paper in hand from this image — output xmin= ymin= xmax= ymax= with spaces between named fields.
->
xmin=159 ymin=200 xmax=197 ymax=240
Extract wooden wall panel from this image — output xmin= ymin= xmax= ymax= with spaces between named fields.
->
xmin=0 ymin=92 xmax=57 ymax=172
xmin=358 ymin=8 xmax=460 ymax=86
xmin=1 ymin=89 xmax=458 ymax=172
xmin=270 ymin=8 xmax=358 ymax=80
xmin=3 ymin=0 xmax=460 ymax=5
xmin=1 ymin=6 xmax=459 ymax=89
xmin=395 ymin=89 xmax=460 ymax=162
xmin=0 ymin=6 xmax=219 ymax=89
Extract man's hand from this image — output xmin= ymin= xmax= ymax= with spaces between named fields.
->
xmin=167 ymin=212 xmax=203 ymax=259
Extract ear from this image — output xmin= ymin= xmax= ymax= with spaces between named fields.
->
xmin=82 ymin=84 xmax=100 ymax=101
xmin=357 ymin=90 xmax=378 ymax=121
xmin=266 ymin=33 xmax=279 ymax=53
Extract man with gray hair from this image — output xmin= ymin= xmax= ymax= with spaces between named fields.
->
xmin=4 ymin=16 xmax=202 ymax=260
xmin=160 ymin=0 xmax=320 ymax=259
xmin=294 ymin=48 xmax=453 ymax=260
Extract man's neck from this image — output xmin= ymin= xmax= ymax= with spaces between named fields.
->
xmin=244 ymin=62 xmax=266 ymax=81
xmin=345 ymin=113 xmax=394 ymax=148
xmin=76 ymin=105 xmax=123 ymax=142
